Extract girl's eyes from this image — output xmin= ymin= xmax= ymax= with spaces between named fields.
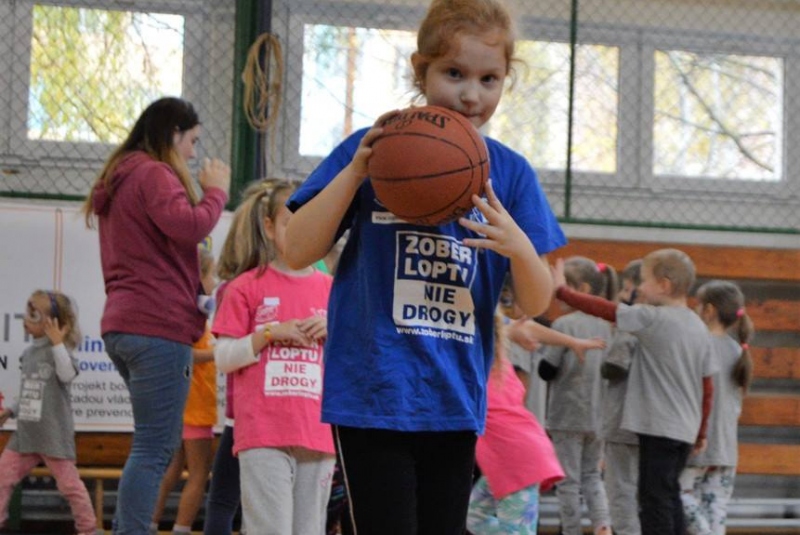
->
xmin=446 ymin=68 xmax=462 ymax=78
xmin=25 ymin=308 xmax=43 ymax=323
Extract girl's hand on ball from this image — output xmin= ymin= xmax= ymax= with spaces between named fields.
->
xmin=459 ymin=180 xmax=530 ymax=260
xmin=348 ymin=110 xmax=399 ymax=181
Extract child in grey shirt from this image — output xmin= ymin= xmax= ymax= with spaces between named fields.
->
xmin=601 ymin=260 xmax=642 ymax=535
xmin=539 ymin=257 xmax=615 ymax=535
xmin=680 ymin=280 xmax=754 ymax=535
xmin=552 ymin=249 xmax=716 ymax=535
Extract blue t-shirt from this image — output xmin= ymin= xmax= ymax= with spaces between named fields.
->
xmin=288 ymin=128 xmax=566 ymax=433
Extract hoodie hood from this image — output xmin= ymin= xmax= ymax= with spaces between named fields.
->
xmin=92 ymin=151 xmax=151 ymax=216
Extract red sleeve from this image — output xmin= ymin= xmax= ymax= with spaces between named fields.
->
xmin=697 ymin=376 xmax=714 ymax=441
xmin=141 ymin=163 xmax=228 ymax=245
xmin=555 ymin=285 xmax=618 ymax=322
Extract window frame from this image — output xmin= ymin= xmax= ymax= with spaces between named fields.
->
xmin=5 ymin=0 xmax=207 ymax=165
xmin=638 ymin=29 xmax=796 ymax=197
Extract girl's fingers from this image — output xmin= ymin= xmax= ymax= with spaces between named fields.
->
xmin=483 ymin=179 xmax=503 ymax=211
xmin=362 ymin=126 xmax=384 ymax=147
xmin=375 ymin=109 xmax=401 ymax=127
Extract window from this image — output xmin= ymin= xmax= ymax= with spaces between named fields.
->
xmin=653 ymin=49 xmax=783 ymax=182
xmin=296 ymin=20 xmax=620 ymax=178
xmin=300 ymin=25 xmax=417 ymax=157
xmin=28 ymin=6 xmax=185 ymax=144
xmin=1 ymin=0 xmax=234 ymax=198
xmin=493 ymin=41 xmax=619 ymax=174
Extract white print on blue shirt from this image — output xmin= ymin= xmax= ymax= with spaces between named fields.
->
xmin=394 ymin=231 xmax=476 ymax=341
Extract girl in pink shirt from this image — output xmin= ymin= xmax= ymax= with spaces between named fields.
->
xmin=211 ymin=179 xmax=335 ymax=535
xmin=467 ymin=314 xmax=565 ymax=534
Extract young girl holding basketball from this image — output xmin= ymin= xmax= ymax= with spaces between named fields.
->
xmin=212 ymin=179 xmax=335 ymax=535
xmin=285 ymin=0 xmax=566 ymax=532
xmin=680 ymin=280 xmax=754 ymax=535
xmin=0 ymin=290 xmax=97 ymax=535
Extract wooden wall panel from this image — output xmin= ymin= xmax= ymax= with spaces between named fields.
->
xmin=751 ymin=347 xmax=800 ymax=380
xmin=738 ymin=444 xmax=800 ymax=476
xmin=550 ymin=239 xmax=800 ymax=282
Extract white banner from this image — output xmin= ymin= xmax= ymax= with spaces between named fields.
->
xmin=0 ymin=201 xmax=231 ymax=432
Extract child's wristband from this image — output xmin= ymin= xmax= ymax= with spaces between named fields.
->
xmin=263 ymin=326 xmax=272 ymax=344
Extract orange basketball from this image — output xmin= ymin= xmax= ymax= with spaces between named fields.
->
xmin=368 ymin=105 xmax=489 ymax=226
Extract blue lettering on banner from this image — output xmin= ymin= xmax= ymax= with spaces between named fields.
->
xmin=77 ymin=336 xmax=105 ymax=353
xmin=78 ymin=360 xmax=118 ymax=372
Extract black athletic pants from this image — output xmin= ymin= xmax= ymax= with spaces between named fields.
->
xmin=638 ymin=433 xmax=693 ymax=535
xmin=334 ymin=425 xmax=477 ymax=535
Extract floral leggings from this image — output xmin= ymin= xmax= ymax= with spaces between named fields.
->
xmin=466 ymin=476 xmax=540 ymax=535
xmin=679 ymin=465 xmax=736 ymax=535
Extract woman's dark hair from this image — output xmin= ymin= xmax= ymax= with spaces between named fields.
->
xmin=83 ymin=97 xmax=201 ymax=226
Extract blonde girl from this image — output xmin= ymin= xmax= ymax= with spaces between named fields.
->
xmin=204 ymin=180 xmax=281 ymax=535
xmin=0 ymin=291 xmax=97 ymax=535
xmin=284 ymin=0 xmax=566 ymax=532
xmin=212 ymin=179 xmax=335 ymax=535
xmin=681 ymin=280 xmax=754 ymax=535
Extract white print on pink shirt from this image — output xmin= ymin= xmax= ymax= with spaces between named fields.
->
xmin=264 ymin=342 xmax=323 ymax=400
xmin=256 ymin=297 xmax=280 ymax=324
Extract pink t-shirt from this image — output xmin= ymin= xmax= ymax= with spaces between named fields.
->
xmin=476 ymin=358 xmax=564 ymax=499
xmin=212 ymin=266 xmax=334 ymax=455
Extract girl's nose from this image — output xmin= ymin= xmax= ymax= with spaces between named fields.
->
xmin=460 ymin=83 xmax=479 ymax=104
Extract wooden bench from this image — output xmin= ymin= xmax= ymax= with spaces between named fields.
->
xmin=0 ymin=432 xmax=131 ymax=531
xmin=28 ymin=465 xmax=122 ymax=531
xmin=0 ymin=432 xmax=209 ymax=531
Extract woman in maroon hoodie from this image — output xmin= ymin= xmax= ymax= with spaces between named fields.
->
xmin=81 ymin=97 xmax=230 ymax=535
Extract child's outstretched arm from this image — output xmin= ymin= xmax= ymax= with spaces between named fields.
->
xmin=552 ymin=259 xmax=618 ymax=322
xmin=285 ymin=113 xmax=394 ymax=269
xmin=192 ymin=346 xmax=215 ymax=364
xmin=508 ymin=318 xmax=605 ymax=363
xmin=460 ymin=181 xmax=552 ymax=318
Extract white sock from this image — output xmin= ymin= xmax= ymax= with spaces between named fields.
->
xmin=172 ymin=525 xmax=192 ymax=534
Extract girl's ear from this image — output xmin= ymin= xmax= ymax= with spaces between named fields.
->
xmin=410 ymin=52 xmax=426 ymax=90
xmin=578 ymin=281 xmax=592 ymax=295
xmin=263 ymin=216 xmax=276 ymax=241
xmin=658 ymin=276 xmax=673 ymax=296
xmin=702 ymin=302 xmax=717 ymax=322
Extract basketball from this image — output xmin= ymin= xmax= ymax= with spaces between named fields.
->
xmin=368 ymin=105 xmax=489 ymax=226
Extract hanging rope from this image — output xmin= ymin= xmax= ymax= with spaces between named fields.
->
xmin=241 ymin=32 xmax=283 ymax=176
